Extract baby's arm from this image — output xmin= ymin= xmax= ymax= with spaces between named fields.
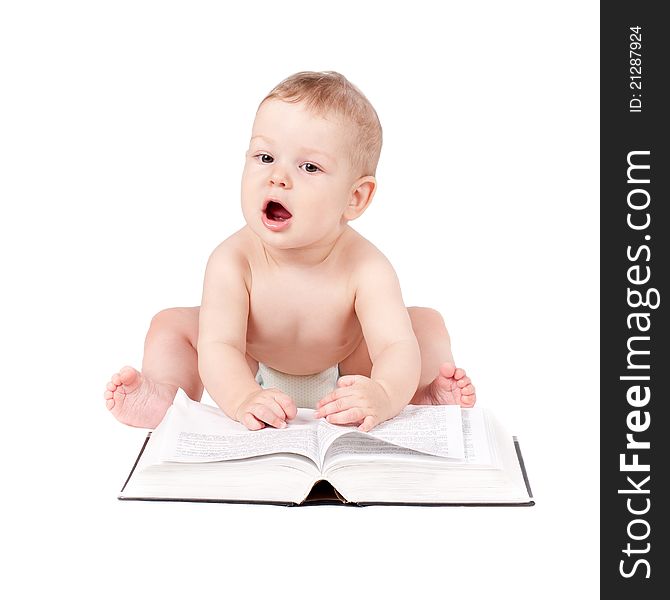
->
xmin=197 ymin=244 xmax=296 ymax=429
xmin=316 ymin=253 xmax=421 ymax=431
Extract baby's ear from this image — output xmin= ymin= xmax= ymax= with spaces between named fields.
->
xmin=343 ymin=176 xmax=377 ymax=221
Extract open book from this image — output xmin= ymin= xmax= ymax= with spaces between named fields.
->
xmin=119 ymin=391 xmax=534 ymax=506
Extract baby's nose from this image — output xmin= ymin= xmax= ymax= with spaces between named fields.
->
xmin=269 ymin=167 xmax=290 ymax=188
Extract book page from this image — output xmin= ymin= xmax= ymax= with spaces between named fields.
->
xmin=323 ymin=433 xmax=440 ymax=468
xmin=317 ymin=404 xmax=465 ymax=466
xmin=462 ymin=407 xmax=492 ymax=465
xmin=155 ymin=391 xmax=479 ymax=471
xmin=159 ymin=391 xmax=321 ymax=465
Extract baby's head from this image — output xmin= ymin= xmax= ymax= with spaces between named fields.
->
xmin=262 ymin=71 xmax=383 ymax=178
xmin=241 ymin=71 xmax=383 ymax=249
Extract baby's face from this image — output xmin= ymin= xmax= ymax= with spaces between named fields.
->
xmin=241 ymin=99 xmax=359 ymax=250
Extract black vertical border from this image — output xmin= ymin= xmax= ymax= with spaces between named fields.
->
xmin=601 ymin=2 xmax=669 ymax=596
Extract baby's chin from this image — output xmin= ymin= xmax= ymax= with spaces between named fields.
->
xmin=246 ymin=220 xmax=301 ymax=247
xmin=246 ymin=221 xmax=337 ymax=252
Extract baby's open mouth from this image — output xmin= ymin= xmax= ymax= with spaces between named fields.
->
xmin=264 ymin=201 xmax=292 ymax=222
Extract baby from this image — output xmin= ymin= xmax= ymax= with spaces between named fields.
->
xmin=105 ymin=71 xmax=476 ymax=432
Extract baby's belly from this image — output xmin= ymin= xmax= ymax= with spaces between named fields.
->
xmin=246 ymin=325 xmax=363 ymax=375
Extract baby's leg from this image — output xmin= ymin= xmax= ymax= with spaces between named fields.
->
xmin=408 ymin=307 xmax=476 ymax=407
xmin=104 ymin=307 xmax=259 ymax=428
xmin=339 ymin=307 xmax=475 ymax=407
xmin=105 ymin=307 xmax=201 ymax=428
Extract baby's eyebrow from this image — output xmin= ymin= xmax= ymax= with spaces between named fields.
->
xmin=250 ymin=135 xmax=336 ymax=164
xmin=250 ymin=135 xmax=273 ymax=144
xmin=300 ymin=147 xmax=336 ymax=164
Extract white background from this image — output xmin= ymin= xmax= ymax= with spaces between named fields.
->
xmin=1 ymin=1 xmax=599 ymax=598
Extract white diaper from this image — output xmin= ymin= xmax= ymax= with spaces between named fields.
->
xmin=255 ymin=363 xmax=340 ymax=409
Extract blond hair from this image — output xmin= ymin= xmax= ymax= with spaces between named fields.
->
xmin=260 ymin=71 xmax=383 ymax=177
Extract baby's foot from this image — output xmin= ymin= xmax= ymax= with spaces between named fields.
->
xmin=104 ymin=366 xmax=177 ymax=428
xmin=412 ymin=362 xmax=477 ymax=407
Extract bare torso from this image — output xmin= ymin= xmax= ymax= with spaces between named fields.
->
xmin=235 ymin=226 xmax=367 ymax=374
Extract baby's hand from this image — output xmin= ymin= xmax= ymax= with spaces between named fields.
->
xmin=314 ymin=375 xmax=394 ymax=433
xmin=235 ymin=388 xmax=297 ymax=431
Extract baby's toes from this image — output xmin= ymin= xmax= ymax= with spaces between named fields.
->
xmin=438 ymin=362 xmax=456 ymax=379
xmin=456 ymin=376 xmax=471 ymax=388
xmin=454 ymin=368 xmax=466 ymax=380
xmin=112 ymin=373 xmax=122 ymax=386
xmin=106 ymin=381 xmax=117 ymax=392
xmin=104 ymin=389 xmax=115 ymax=409
xmin=461 ymin=393 xmax=476 ymax=407
xmin=460 ymin=384 xmax=475 ymax=395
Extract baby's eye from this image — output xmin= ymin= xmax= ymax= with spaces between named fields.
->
xmin=300 ymin=162 xmax=321 ymax=173
xmin=256 ymin=153 xmax=274 ymax=164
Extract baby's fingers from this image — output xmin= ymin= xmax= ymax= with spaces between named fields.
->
xmin=257 ymin=389 xmax=294 ymax=422
xmin=325 ymin=407 xmax=365 ymax=425
xmin=316 ymin=385 xmax=355 ymax=410
xmin=316 ymin=389 xmax=337 ymax=409
xmin=337 ymin=375 xmax=361 ymax=388
xmin=240 ymin=412 xmax=266 ymax=431
xmin=315 ymin=395 xmax=357 ymax=419
xmin=251 ymin=403 xmax=288 ymax=429
xmin=358 ymin=415 xmax=378 ymax=433
xmin=269 ymin=389 xmax=298 ymax=420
